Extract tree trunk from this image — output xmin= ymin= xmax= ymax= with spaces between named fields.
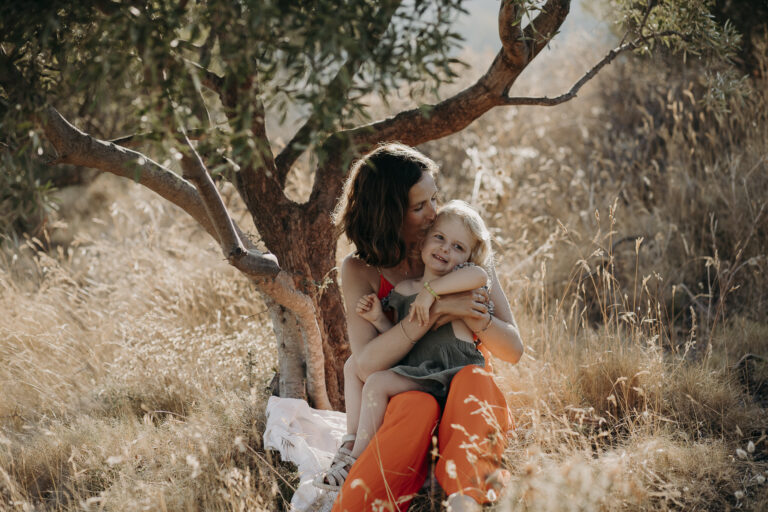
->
xmin=266 ymin=297 xmax=307 ymax=401
xmin=253 ymin=197 xmax=348 ymax=410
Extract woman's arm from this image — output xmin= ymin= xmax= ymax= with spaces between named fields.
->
xmin=462 ymin=266 xmax=523 ymax=363
xmin=341 ymin=255 xmax=432 ymax=380
xmin=429 ymin=288 xmax=490 ymax=329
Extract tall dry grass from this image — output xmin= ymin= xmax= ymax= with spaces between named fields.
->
xmin=1 ymin=30 xmax=767 ymax=512
xmin=0 ymin=178 xmax=296 ymax=510
xmin=419 ymin=36 xmax=768 ymax=511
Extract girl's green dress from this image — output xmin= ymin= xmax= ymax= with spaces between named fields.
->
xmin=385 ymin=291 xmax=485 ymax=400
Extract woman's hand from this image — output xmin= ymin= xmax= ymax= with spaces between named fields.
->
xmin=430 ymin=288 xmax=489 ymax=329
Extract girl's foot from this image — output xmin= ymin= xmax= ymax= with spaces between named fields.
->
xmin=329 ymin=433 xmax=356 ymax=467
xmin=312 ymin=452 xmax=357 ymax=491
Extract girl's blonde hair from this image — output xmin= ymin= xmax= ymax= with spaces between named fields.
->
xmin=436 ymin=200 xmax=492 ymax=268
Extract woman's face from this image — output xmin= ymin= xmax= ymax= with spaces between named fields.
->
xmin=401 ymin=172 xmax=438 ymax=245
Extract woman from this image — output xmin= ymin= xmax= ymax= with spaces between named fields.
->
xmin=332 ymin=143 xmax=523 ymax=512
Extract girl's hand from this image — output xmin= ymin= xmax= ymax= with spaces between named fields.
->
xmin=356 ymin=293 xmax=384 ymax=323
xmin=408 ymin=288 xmax=435 ymax=326
xmin=430 ymin=289 xmax=489 ymax=329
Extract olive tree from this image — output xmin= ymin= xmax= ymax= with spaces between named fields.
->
xmin=0 ymin=0 xmax=742 ymax=409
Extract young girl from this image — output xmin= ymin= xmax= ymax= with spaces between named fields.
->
xmin=315 ymin=200 xmax=494 ymax=491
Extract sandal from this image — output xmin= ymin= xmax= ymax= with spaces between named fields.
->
xmin=313 ymin=451 xmax=357 ymax=491
xmin=329 ymin=434 xmax=356 ymax=467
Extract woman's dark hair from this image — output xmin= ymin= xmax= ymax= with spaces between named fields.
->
xmin=334 ymin=143 xmax=438 ymax=267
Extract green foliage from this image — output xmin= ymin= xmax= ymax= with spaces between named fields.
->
xmin=0 ymin=0 xmax=467 ymax=140
xmin=0 ymin=0 xmax=469 ymax=236
xmin=0 ymin=0 xmax=751 ymax=239
xmin=0 ymin=111 xmax=54 ymax=237
xmin=611 ymin=0 xmax=750 ymax=109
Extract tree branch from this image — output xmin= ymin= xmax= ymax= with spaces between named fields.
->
xmin=274 ymin=0 xmax=403 ymax=185
xmin=335 ymin=0 xmax=571 ymax=154
xmin=523 ymin=0 xmax=572 ymax=65
xmin=42 ymin=106 xmax=331 ymax=407
xmin=620 ymin=0 xmax=658 ymax=47
xmin=43 ymin=107 xmax=218 ymax=234
xmin=41 ymin=107 xmax=257 ymax=252
xmin=498 ymin=0 xmax=528 ymax=69
xmin=209 ymin=34 xmax=286 ymax=213
xmin=108 ymin=128 xmax=207 ymax=148
xmin=180 ymin=134 xmax=246 ymax=260
xmin=502 ymin=30 xmax=690 ymax=106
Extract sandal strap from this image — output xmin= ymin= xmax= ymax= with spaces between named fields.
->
xmin=331 ymin=451 xmax=357 ymax=468
xmin=324 ymin=463 xmax=350 ymax=486
xmin=329 ymin=435 xmax=356 ymax=467
xmin=312 ymin=453 xmax=358 ymax=491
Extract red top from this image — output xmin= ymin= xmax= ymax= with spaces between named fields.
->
xmin=377 ymin=273 xmax=395 ymax=300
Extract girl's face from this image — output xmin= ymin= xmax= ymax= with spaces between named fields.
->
xmin=421 ymin=214 xmax=475 ymax=276
xmin=401 ymin=172 xmax=438 ymax=245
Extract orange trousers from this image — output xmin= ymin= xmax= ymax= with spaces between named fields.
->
xmin=331 ymin=363 xmax=511 ymax=512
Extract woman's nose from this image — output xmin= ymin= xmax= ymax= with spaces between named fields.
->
xmin=425 ymin=201 xmax=436 ymax=221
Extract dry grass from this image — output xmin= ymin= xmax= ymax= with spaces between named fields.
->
xmin=0 ymin=178 xmax=295 ymax=510
xmin=2 ymin=31 xmax=768 ymax=512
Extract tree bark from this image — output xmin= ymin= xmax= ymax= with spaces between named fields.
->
xmin=266 ymin=297 xmax=307 ymax=401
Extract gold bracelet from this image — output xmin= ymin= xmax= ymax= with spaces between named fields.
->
xmin=423 ymin=281 xmax=440 ymax=300
xmin=475 ymin=313 xmax=492 ymax=335
xmin=400 ymin=321 xmax=417 ymax=344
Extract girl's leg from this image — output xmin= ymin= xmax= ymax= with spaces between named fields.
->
xmin=434 ymin=365 xmax=512 ymax=504
xmin=351 ymin=370 xmax=423 ymax=458
xmin=332 ymin=391 xmax=439 ymax=512
xmin=344 ymin=355 xmax=364 ymax=443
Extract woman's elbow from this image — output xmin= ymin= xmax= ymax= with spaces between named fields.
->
xmin=508 ymin=343 xmax=523 ymax=364
xmin=499 ymin=333 xmax=524 ymax=364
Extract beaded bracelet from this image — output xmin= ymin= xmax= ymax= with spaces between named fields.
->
xmin=423 ymin=281 xmax=440 ymax=300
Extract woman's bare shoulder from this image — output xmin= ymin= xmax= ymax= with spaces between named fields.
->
xmin=341 ymin=253 xmax=378 ymax=292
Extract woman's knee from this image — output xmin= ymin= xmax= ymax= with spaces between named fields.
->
xmin=450 ymin=364 xmax=489 ymax=390
xmin=386 ymin=390 xmax=440 ymax=423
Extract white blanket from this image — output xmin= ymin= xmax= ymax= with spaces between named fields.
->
xmin=263 ymin=396 xmax=346 ymax=511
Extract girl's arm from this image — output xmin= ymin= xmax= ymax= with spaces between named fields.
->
xmin=356 ymin=293 xmax=395 ymax=333
xmin=426 ymin=263 xmax=488 ymax=295
xmin=409 ymin=264 xmax=488 ymax=325
xmin=342 ymin=255 xmax=432 ymax=380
